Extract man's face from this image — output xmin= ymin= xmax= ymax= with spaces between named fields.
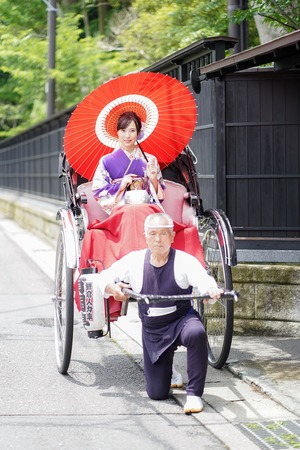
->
xmin=145 ymin=226 xmax=175 ymax=255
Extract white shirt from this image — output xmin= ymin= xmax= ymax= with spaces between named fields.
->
xmin=98 ymin=248 xmax=218 ymax=298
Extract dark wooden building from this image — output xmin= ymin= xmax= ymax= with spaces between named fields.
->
xmin=145 ymin=31 xmax=300 ymax=254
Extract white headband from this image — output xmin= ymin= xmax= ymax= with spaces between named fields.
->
xmin=145 ymin=224 xmax=174 ymax=230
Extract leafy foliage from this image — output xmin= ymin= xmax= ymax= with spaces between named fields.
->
xmin=231 ymin=0 xmax=300 ymax=32
xmin=0 ymin=28 xmax=47 ymax=136
xmin=0 ymin=0 xmax=298 ymax=139
xmin=118 ymin=0 xmax=229 ymax=65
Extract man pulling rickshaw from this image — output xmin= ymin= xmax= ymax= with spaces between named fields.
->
xmin=53 ymin=71 xmax=237 ymax=415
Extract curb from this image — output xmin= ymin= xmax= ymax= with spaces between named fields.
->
xmin=227 ymin=360 xmax=300 ymax=417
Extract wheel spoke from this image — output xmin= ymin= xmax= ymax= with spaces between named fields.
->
xmin=53 ymin=229 xmax=74 ymax=374
xmin=200 ymin=222 xmax=234 ymax=369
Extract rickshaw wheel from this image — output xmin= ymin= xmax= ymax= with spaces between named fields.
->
xmin=53 ymin=228 xmax=74 ymax=374
xmin=199 ymin=224 xmax=234 ymax=369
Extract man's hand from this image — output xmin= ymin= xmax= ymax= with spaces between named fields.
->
xmin=105 ymin=282 xmax=131 ymax=302
xmin=204 ymin=287 xmax=223 ymax=304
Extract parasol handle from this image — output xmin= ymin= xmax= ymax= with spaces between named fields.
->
xmin=137 ymin=141 xmax=149 ymax=162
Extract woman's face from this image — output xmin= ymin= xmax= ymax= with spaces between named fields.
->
xmin=117 ymin=120 xmax=138 ymax=152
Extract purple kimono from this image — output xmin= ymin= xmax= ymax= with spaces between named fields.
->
xmin=92 ymin=148 xmax=164 ymax=213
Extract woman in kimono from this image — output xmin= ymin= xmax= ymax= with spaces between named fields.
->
xmin=98 ymin=213 xmax=222 ymax=414
xmin=92 ymin=111 xmax=165 ymax=214
xmin=81 ymin=110 xmax=166 ymax=337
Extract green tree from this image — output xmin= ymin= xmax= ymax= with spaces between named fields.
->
xmin=4 ymin=0 xmax=293 ymax=139
xmin=52 ymin=12 xmax=140 ymax=111
xmin=117 ymin=0 xmax=229 ymax=66
xmin=232 ymin=0 xmax=300 ymax=33
xmin=0 ymin=0 xmax=47 ymax=33
xmin=0 ymin=0 xmax=53 ymax=136
xmin=0 ymin=0 xmax=141 ymax=138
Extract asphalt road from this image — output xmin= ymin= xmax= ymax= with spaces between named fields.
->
xmin=1 ymin=214 xmax=299 ymax=450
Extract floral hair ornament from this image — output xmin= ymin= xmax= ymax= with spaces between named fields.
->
xmin=137 ymin=122 xmax=145 ymax=141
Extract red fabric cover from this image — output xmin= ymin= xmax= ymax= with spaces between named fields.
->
xmin=76 ymin=204 xmax=205 ymax=320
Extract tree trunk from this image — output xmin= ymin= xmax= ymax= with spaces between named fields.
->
xmin=254 ymin=15 xmax=285 ymax=44
xmin=82 ymin=0 xmax=90 ymax=37
xmin=98 ymin=1 xmax=106 ymax=35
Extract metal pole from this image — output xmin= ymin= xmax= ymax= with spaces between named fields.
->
xmin=46 ymin=0 xmax=57 ymax=117
xmin=240 ymin=0 xmax=249 ymax=51
xmin=228 ymin=0 xmax=248 ymax=53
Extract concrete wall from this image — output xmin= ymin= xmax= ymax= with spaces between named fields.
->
xmin=0 ymin=191 xmax=61 ymax=248
xmin=1 ymin=189 xmax=299 ymax=337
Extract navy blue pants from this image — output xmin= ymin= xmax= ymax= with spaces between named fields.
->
xmin=143 ymin=315 xmax=208 ymax=400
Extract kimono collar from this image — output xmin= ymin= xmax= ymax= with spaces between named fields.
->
xmin=121 ymin=147 xmax=140 ymax=160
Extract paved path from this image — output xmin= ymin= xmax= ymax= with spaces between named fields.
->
xmin=1 ymin=214 xmax=299 ymax=450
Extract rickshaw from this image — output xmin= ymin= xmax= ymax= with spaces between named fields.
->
xmin=53 ymin=145 xmax=237 ymax=376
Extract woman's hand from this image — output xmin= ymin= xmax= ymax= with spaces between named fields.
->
xmin=120 ymin=174 xmax=135 ymax=190
xmin=146 ymin=159 xmax=158 ymax=181
xmin=146 ymin=158 xmax=160 ymax=193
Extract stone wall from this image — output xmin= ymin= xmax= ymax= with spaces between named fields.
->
xmin=1 ymin=189 xmax=299 ymax=337
xmin=232 ymin=264 xmax=300 ymax=336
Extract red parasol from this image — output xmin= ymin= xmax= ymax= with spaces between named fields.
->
xmin=64 ymin=71 xmax=197 ymax=180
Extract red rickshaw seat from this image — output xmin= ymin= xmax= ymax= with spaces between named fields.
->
xmin=77 ymin=180 xmax=196 ymax=227
xmin=76 ymin=180 xmax=201 ymax=323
